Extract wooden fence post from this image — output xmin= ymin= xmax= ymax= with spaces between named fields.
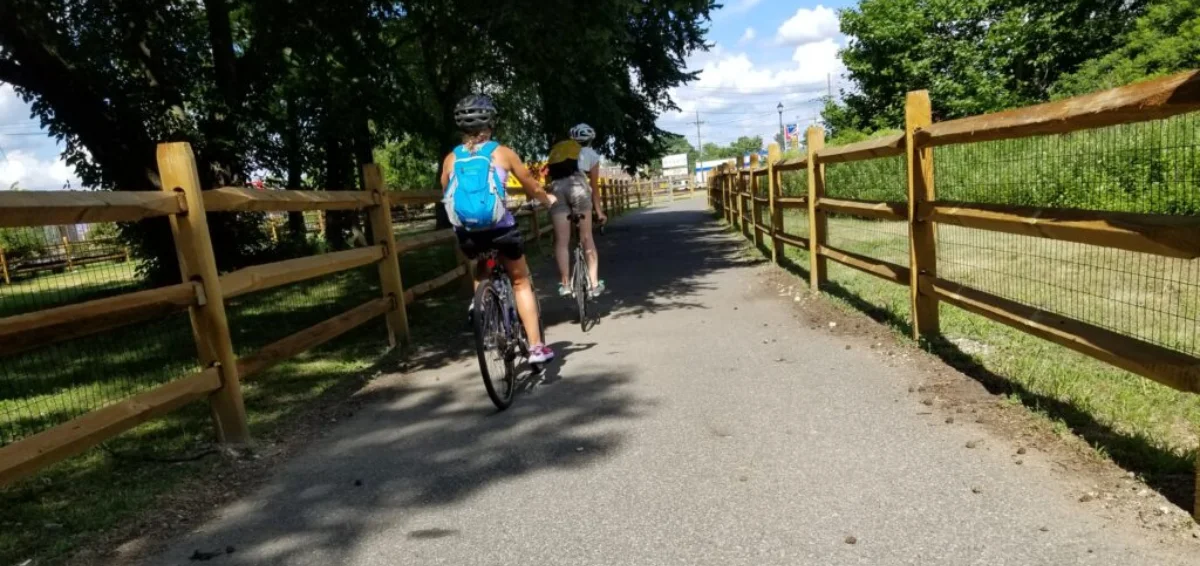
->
xmin=0 ymin=247 xmax=9 ymax=285
xmin=717 ymin=169 xmax=725 ymax=218
xmin=157 ymin=142 xmax=250 ymax=444
xmin=806 ymin=126 xmax=828 ymax=291
xmin=767 ymin=143 xmax=783 ymax=264
xmin=737 ymin=155 xmax=751 ymax=240
xmin=601 ymin=179 xmax=611 ymax=218
xmin=725 ymin=159 xmax=736 ymax=226
xmin=905 ymin=90 xmax=940 ymax=338
xmin=637 ymin=181 xmax=643 ymax=208
xmin=363 ymin=164 xmax=411 ymax=348
xmin=724 ymin=165 xmax=733 ymax=222
xmin=750 ymin=153 xmax=764 ymax=248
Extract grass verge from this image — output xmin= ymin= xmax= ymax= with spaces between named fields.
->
xmin=0 ymin=234 xmax=473 ymax=565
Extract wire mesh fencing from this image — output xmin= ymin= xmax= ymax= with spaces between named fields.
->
xmin=823 ymin=155 xmax=910 ymax=268
xmin=0 ymin=219 xmax=200 ymax=448
xmin=935 ymin=111 xmax=1200 ymax=359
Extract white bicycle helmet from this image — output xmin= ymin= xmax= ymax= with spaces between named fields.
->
xmin=570 ymin=123 xmax=596 ymax=143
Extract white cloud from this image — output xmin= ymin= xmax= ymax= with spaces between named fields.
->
xmin=739 ymin=28 xmax=757 ymax=45
xmin=1 ymin=83 xmax=82 ymax=190
xmin=727 ymin=0 xmax=762 ymax=14
xmin=658 ymin=37 xmax=846 ymax=146
xmin=0 ymin=150 xmax=81 ymax=191
xmin=680 ymin=39 xmax=843 ymax=98
xmin=776 ymin=5 xmax=840 ymax=45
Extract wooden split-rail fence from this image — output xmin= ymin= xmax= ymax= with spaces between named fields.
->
xmin=709 ymin=71 xmax=1200 ymax=518
xmin=0 ymin=141 xmax=674 ymax=486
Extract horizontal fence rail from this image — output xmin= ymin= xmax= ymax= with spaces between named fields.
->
xmin=709 ymin=69 xmax=1200 ymax=518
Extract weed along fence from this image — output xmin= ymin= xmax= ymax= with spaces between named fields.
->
xmin=710 ymin=70 xmax=1200 ymax=517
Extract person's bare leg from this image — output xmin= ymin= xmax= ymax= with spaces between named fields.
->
xmin=503 ymin=256 xmax=543 ymax=345
xmin=578 ymin=214 xmax=600 ymax=287
xmin=551 ymin=212 xmax=572 ymax=288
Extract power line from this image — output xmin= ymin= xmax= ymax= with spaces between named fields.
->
xmin=706 ymin=112 xmax=778 ymax=127
xmin=682 ymin=84 xmax=829 ymax=93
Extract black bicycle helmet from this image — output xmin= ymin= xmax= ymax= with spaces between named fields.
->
xmin=454 ymin=94 xmax=498 ymax=133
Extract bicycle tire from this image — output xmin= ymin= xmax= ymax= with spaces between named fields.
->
xmin=473 ymin=281 xmax=515 ymax=410
xmin=572 ymin=245 xmax=590 ymax=331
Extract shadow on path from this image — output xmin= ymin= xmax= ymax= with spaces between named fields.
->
xmin=150 ymin=360 xmax=650 ymax=565
xmin=537 ymin=202 xmax=765 ymax=329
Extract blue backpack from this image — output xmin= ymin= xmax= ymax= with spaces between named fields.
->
xmin=444 ymin=141 xmax=506 ymax=230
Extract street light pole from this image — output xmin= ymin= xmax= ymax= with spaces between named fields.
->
xmin=777 ymin=102 xmax=786 ymax=151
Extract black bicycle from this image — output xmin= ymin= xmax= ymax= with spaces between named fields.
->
xmin=470 ymin=246 xmax=545 ymax=410
xmin=569 ymin=213 xmax=604 ymax=332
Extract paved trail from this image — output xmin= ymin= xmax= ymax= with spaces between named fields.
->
xmin=144 ymin=197 xmax=1190 ymax=565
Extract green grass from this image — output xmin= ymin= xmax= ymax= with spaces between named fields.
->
xmin=0 ymin=232 xmax=473 ymax=565
xmin=771 ymin=211 xmax=1200 ymax=486
xmin=0 ymin=260 xmax=141 ymax=318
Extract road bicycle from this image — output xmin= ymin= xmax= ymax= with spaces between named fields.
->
xmin=568 ymin=212 xmax=603 ymax=332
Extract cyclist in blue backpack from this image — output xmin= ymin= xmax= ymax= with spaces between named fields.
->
xmin=441 ymin=94 xmax=558 ymax=363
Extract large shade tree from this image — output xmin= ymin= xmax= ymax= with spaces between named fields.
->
xmin=824 ymin=0 xmax=1147 ymax=134
xmin=0 ymin=0 xmax=715 ymax=277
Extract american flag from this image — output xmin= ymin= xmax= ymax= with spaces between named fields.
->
xmin=785 ymin=123 xmax=800 ymax=144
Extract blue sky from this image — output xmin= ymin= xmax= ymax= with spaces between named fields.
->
xmin=657 ymin=0 xmax=856 ymax=150
xmin=0 ymin=1 xmax=852 ymax=189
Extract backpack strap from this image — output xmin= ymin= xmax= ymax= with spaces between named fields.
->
xmin=476 ymin=141 xmax=499 ymax=157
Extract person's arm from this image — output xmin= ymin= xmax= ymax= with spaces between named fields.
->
xmin=588 ymin=163 xmax=605 ymax=221
xmin=498 ymin=146 xmax=555 ymax=207
xmin=440 ymin=153 xmax=454 ymax=189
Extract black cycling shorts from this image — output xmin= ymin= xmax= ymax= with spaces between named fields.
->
xmin=455 ymin=225 xmax=525 ymax=261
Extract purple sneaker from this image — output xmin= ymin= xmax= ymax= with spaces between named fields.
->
xmin=528 ymin=343 xmax=555 ymax=364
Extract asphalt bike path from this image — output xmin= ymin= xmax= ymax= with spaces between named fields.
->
xmin=142 ymin=197 xmax=1191 ymax=565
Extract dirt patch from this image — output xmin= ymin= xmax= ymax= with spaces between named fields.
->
xmin=757 ymin=265 xmax=1200 ymax=548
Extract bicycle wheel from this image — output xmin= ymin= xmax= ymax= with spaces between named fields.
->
xmin=572 ymin=245 xmax=591 ymax=331
xmin=473 ymin=281 xmax=515 ymax=410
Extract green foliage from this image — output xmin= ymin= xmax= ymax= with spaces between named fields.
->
xmin=1052 ymin=0 xmax=1200 ymax=97
xmin=0 ymin=0 xmax=715 ymax=277
xmin=806 ymin=114 xmax=1200 ymax=216
xmin=0 ymin=227 xmax=46 ymax=263
xmin=728 ymin=135 xmax=764 ymax=156
xmin=829 ymin=0 xmax=1146 ymax=131
xmin=375 ymin=136 xmax=439 ymax=192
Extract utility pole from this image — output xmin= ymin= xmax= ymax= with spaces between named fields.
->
xmin=692 ymin=110 xmax=705 ymax=160
xmin=827 ymin=73 xmax=833 ymax=99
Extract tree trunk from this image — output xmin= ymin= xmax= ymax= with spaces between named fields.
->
xmin=354 ymin=118 xmax=378 ymax=241
xmin=285 ymin=95 xmax=307 ymax=243
xmin=323 ymin=132 xmax=355 ymax=250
